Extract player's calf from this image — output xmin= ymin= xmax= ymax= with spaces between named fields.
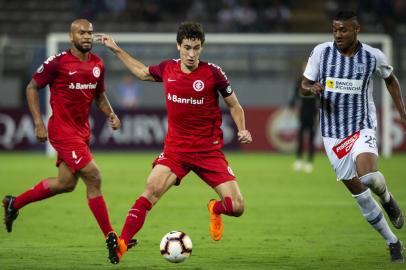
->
xmin=382 ymin=193 xmax=404 ymax=229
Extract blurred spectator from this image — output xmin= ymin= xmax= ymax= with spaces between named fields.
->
xmin=233 ymin=1 xmax=258 ymax=32
xmin=217 ymin=0 xmax=237 ymax=32
xmin=74 ymin=0 xmax=105 ymax=19
xmin=356 ymin=0 xmax=396 ymax=34
xmin=143 ymin=1 xmax=161 ymax=23
xmin=116 ymin=74 xmax=141 ymax=109
xmin=187 ymin=0 xmax=209 ymax=22
xmin=217 ymin=0 xmax=258 ymax=32
xmin=394 ymin=0 xmax=406 ymax=23
xmin=104 ymin=0 xmax=127 ymax=18
xmin=264 ymin=0 xmax=291 ymax=32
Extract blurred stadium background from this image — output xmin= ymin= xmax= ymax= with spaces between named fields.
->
xmin=1 ymin=0 xmax=406 ymax=154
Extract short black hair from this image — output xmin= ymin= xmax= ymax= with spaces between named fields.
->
xmin=333 ymin=11 xmax=358 ymax=21
xmin=176 ymin=21 xmax=205 ymax=45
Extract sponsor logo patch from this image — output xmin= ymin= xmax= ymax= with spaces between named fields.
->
xmin=167 ymin=93 xmax=204 ymax=105
xmin=325 ymin=77 xmax=363 ymax=94
xmin=69 ymin=82 xmax=98 ymax=90
xmin=332 ymin=131 xmax=360 ymax=159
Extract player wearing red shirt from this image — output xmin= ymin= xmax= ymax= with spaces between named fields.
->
xmin=3 ymin=19 xmax=121 ymax=249
xmin=97 ymin=21 xmax=253 ymax=264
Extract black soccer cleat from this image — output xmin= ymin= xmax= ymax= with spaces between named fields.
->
xmin=106 ymin=232 xmax=121 ymax=264
xmin=382 ymin=193 xmax=404 ymax=229
xmin=127 ymin=238 xmax=138 ymax=250
xmin=389 ymin=240 xmax=405 ymax=263
xmin=3 ymin=195 xmax=19 ymax=233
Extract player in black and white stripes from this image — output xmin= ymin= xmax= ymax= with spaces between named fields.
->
xmin=302 ymin=11 xmax=406 ymax=263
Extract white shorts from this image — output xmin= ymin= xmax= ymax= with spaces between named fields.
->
xmin=323 ymin=129 xmax=379 ymax=180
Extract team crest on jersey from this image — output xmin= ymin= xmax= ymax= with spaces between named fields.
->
xmin=355 ymin=63 xmax=365 ymax=74
xmin=36 ymin=65 xmax=44 ymax=73
xmin=193 ymin=80 xmax=204 ymax=92
xmin=93 ymin=66 xmax=101 ymax=78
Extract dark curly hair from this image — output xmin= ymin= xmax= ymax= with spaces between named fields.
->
xmin=333 ymin=11 xmax=358 ymax=21
xmin=176 ymin=21 xmax=205 ymax=45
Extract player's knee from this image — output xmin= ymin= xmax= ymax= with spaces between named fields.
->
xmin=59 ymin=181 xmax=76 ymax=193
xmin=359 ymin=171 xmax=386 ymax=194
xmin=144 ymin=181 xmax=165 ymax=203
xmin=84 ymin=170 xmax=102 ymax=190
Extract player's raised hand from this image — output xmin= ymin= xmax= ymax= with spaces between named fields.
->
xmin=238 ymin=129 xmax=252 ymax=144
xmin=310 ymin=82 xmax=324 ymax=95
xmin=35 ymin=123 xmax=48 ymax=143
xmin=109 ymin=113 xmax=121 ymax=130
xmin=94 ymin=33 xmax=120 ymax=53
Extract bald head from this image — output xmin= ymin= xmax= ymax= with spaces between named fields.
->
xmin=70 ymin=19 xmax=92 ymax=33
xmin=69 ymin=19 xmax=93 ymax=54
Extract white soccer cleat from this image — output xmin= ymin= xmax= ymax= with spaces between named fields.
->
xmin=293 ymin=160 xmax=304 ymax=171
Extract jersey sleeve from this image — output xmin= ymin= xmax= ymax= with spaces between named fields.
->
xmin=209 ymin=63 xmax=233 ymax=98
xmin=374 ymin=48 xmax=393 ymax=79
xmin=148 ymin=60 xmax=171 ymax=82
xmin=32 ymin=55 xmax=59 ymax=88
xmin=303 ymin=44 xmax=324 ymax=82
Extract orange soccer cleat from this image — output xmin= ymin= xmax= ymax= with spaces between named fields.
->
xmin=106 ymin=231 xmax=127 ymax=264
xmin=207 ymin=199 xmax=223 ymax=241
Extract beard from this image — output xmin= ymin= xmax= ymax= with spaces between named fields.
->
xmin=74 ymin=42 xmax=92 ymax=53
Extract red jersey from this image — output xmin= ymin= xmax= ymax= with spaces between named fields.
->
xmin=33 ymin=50 xmax=105 ymax=143
xmin=149 ymin=59 xmax=231 ymax=152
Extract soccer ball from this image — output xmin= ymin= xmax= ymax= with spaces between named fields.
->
xmin=160 ymin=231 xmax=192 ymax=263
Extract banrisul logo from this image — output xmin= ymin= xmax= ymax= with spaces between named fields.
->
xmin=167 ymin=93 xmax=204 ymax=105
xmin=69 ymin=82 xmax=97 ymax=90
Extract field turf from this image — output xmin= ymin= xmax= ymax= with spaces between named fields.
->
xmin=0 ymin=152 xmax=405 ymax=270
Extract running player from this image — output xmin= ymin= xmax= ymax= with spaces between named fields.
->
xmin=302 ymin=11 xmax=405 ymax=263
xmin=3 ymin=19 xmax=121 ymax=250
xmin=96 ymin=21 xmax=252 ymax=264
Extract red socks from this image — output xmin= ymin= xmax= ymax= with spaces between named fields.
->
xmin=213 ymin=196 xmax=234 ymax=216
xmin=13 ymin=180 xmax=54 ymax=210
xmin=120 ymin=196 xmax=152 ymax=245
xmin=88 ymin=196 xmax=114 ymax=237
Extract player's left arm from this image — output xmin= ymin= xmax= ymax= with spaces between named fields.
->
xmin=223 ymin=93 xmax=252 ymax=144
xmin=94 ymin=92 xmax=121 ymax=130
xmin=384 ymin=73 xmax=406 ymax=125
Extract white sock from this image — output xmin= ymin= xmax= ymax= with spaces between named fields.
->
xmin=353 ymin=189 xmax=397 ymax=244
xmin=359 ymin=171 xmax=391 ymax=204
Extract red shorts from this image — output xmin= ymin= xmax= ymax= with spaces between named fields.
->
xmin=152 ymin=149 xmax=236 ymax=188
xmin=51 ymin=139 xmax=93 ymax=173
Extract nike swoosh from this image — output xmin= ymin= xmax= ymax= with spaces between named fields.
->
xmin=168 ymin=79 xmax=176 ymax=82
xmin=69 ymin=71 xmax=77 ymax=75
xmin=74 ymin=157 xmax=83 ymax=164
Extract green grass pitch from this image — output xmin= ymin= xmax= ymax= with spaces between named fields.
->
xmin=0 ymin=152 xmax=405 ymax=270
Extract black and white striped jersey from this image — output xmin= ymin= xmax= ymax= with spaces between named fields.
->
xmin=303 ymin=41 xmax=393 ymax=138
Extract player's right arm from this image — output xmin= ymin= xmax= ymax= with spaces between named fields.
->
xmin=301 ymin=77 xmax=324 ymax=96
xmin=301 ymin=43 xmax=327 ymax=96
xmin=26 ymin=79 xmax=47 ymax=142
xmin=96 ymin=33 xmax=155 ymax=81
